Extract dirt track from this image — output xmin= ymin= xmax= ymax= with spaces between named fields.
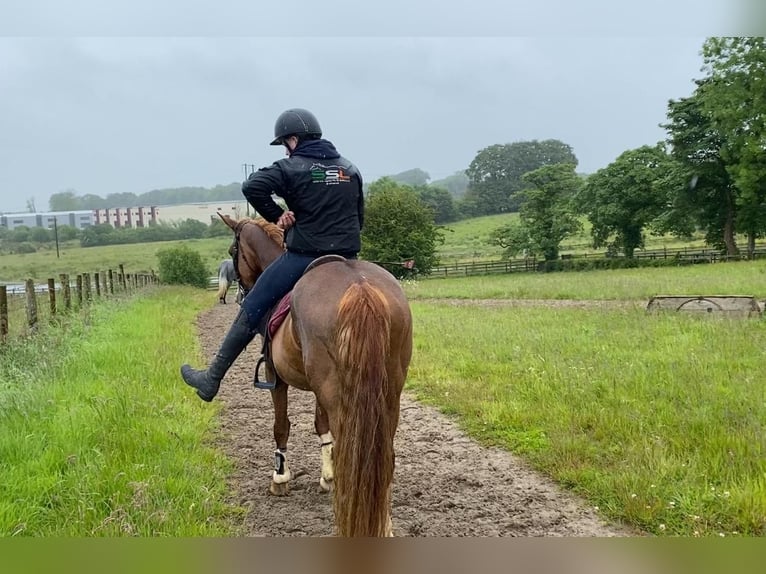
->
xmin=193 ymin=302 xmax=633 ymax=537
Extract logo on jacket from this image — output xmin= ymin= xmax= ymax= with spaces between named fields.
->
xmin=310 ymin=163 xmax=352 ymax=185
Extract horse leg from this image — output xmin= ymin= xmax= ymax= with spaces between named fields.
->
xmin=269 ymin=380 xmax=292 ymax=496
xmin=314 ymin=402 xmax=334 ymax=492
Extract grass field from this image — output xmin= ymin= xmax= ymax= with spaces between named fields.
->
xmin=2 ymin=218 xmax=764 ymax=537
xmin=437 ymin=214 xmax=711 ymax=264
xmin=0 ymin=287 xmax=239 ymax=536
xmin=0 ymin=237 xmax=233 ymax=284
xmin=407 ymin=301 xmax=766 ymax=536
xmin=402 ymin=259 xmax=766 ymax=302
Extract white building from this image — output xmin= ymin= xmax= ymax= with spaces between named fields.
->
xmin=152 ymin=200 xmax=253 ymax=225
xmin=0 ymin=210 xmax=95 ymax=230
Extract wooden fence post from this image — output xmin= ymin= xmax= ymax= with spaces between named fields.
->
xmin=60 ymin=273 xmax=71 ymax=311
xmin=48 ymin=278 xmax=56 ymax=317
xmin=25 ymin=279 xmax=38 ymax=332
xmin=94 ymin=272 xmax=101 ymax=298
xmin=76 ymin=274 xmax=83 ymax=307
xmin=83 ymin=273 xmax=92 ymax=303
xmin=102 ymin=271 xmax=108 ymax=297
xmin=119 ymin=264 xmax=126 ymax=293
xmin=0 ymin=285 xmax=7 ymax=343
xmin=82 ymin=273 xmax=91 ymax=305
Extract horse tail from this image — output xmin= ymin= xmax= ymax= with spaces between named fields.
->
xmin=216 ymin=265 xmax=230 ymax=301
xmin=333 ymin=279 xmax=394 ymax=537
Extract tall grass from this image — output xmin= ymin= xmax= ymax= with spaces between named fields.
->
xmin=407 ymin=302 xmax=766 ymax=536
xmin=0 ymin=287 xmax=239 ymax=536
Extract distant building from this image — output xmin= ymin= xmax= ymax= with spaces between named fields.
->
xmin=151 ymin=200 xmax=252 ymax=225
xmin=93 ymin=206 xmax=158 ymax=228
xmin=0 ymin=210 xmax=95 ymax=230
xmin=0 ymin=200 xmax=255 ymax=231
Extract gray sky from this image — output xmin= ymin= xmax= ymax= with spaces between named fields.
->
xmin=0 ymin=1 xmax=751 ymax=213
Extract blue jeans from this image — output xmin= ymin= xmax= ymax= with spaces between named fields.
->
xmin=240 ymin=251 xmax=317 ymax=333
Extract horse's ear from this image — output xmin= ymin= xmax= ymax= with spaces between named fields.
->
xmin=218 ymin=212 xmax=237 ymax=231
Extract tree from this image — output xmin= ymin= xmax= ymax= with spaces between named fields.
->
xmin=174 ymin=218 xmax=208 ymax=239
xmin=28 ymin=226 xmax=51 ymax=243
xmin=663 ymin=85 xmax=737 ymax=254
xmin=577 ymin=145 xmax=677 ymax=257
xmin=430 ymin=171 xmax=469 ymax=197
xmin=49 ymin=190 xmax=80 ymax=211
xmin=361 ymin=178 xmax=443 ymax=278
xmin=464 ymin=139 xmax=578 ymax=215
xmin=56 ymin=225 xmax=80 ymax=241
xmin=413 ymin=185 xmax=459 ymax=224
xmin=388 ymin=168 xmax=430 ymax=187
xmin=489 ymin=163 xmax=582 ymax=261
xmin=698 ymin=37 xmax=766 ymax=257
xmin=80 ymin=223 xmax=116 ymax=247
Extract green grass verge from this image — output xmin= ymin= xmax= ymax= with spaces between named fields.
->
xmin=0 ymin=287 xmax=240 ymax=536
xmin=407 ymin=302 xmax=766 ymax=536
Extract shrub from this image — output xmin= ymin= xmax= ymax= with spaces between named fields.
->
xmin=156 ymin=245 xmax=209 ymax=288
xmin=12 ymin=242 xmax=37 ymax=254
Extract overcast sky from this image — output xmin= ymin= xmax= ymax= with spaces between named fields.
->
xmin=0 ymin=0 xmax=755 ymax=213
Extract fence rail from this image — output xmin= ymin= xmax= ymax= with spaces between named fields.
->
xmin=0 ymin=264 xmax=158 ymax=344
xmin=430 ymin=244 xmax=766 ymax=279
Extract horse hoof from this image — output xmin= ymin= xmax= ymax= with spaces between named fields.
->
xmin=270 ymin=481 xmax=290 ymax=496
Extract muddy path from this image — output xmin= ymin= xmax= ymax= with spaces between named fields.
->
xmin=193 ymin=302 xmax=633 ymax=537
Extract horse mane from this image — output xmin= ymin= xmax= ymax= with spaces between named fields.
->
xmin=248 ymin=217 xmax=284 ymax=247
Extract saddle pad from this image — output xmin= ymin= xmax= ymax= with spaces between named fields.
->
xmin=268 ymin=292 xmax=292 ymax=338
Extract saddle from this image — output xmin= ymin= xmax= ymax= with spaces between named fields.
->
xmin=253 ymin=255 xmax=347 ymax=390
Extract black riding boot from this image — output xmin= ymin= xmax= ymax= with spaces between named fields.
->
xmin=181 ymin=309 xmax=256 ymax=402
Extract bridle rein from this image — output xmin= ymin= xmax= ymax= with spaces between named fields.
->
xmin=230 ymin=220 xmax=261 ymax=301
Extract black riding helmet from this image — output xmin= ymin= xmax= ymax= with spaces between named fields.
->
xmin=270 ymin=108 xmax=322 ymax=145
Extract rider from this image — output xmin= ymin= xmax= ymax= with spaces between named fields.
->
xmin=181 ymin=108 xmax=365 ymax=402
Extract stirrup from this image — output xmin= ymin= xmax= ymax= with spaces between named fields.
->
xmin=253 ymin=355 xmax=276 ymax=390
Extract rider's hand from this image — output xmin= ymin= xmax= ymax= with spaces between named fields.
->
xmin=277 ymin=210 xmax=295 ymax=230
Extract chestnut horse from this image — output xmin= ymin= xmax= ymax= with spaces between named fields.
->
xmin=218 ymin=213 xmax=412 ymax=537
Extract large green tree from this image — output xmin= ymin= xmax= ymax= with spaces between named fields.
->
xmin=699 ymin=37 xmax=766 ymax=257
xmin=361 ymin=178 xmax=443 ymax=277
xmin=662 ymin=37 xmax=766 ymax=256
xmin=488 ymin=163 xmax=582 ymax=261
xmin=663 ymin=84 xmax=737 ymax=253
xmin=577 ymin=145 xmax=677 ymax=257
xmin=464 ymin=139 xmax=578 ymax=215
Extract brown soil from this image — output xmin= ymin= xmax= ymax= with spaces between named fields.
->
xmin=193 ymin=302 xmax=634 ymax=537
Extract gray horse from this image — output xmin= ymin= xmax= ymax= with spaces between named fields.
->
xmin=217 ymin=259 xmax=237 ymax=304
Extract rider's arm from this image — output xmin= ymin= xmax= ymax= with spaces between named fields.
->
xmin=241 ymin=164 xmax=285 ymax=223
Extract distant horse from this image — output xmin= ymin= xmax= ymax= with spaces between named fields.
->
xmin=217 ymin=259 xmax=237 ymax=304
xmin=218 ymin=213 xmax=413 ymax=537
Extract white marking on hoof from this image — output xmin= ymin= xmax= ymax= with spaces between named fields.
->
xmin=319 ymin=433 xmax=334 ymax=491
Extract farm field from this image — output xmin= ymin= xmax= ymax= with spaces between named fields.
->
xmin=2 ymin=258 xmax=764 ymax=536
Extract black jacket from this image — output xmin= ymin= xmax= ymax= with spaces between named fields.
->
xmin=241 ymin=139 xmax=364 ymax=257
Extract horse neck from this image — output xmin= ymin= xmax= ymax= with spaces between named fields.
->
xmin=252 ymin=226 xmax=284 ymax=268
